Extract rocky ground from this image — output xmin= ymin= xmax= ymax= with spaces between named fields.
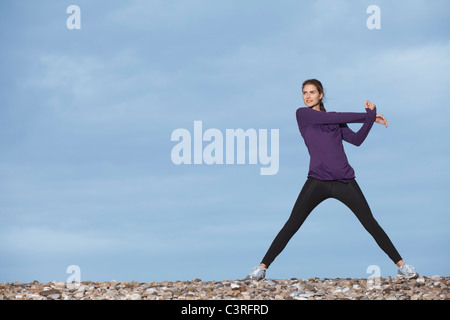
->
xmin=1 ymin=276 xmax=448 ymax=300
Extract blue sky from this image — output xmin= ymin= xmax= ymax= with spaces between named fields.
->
xmin=0 ymin=0 xmax=449 ymax=283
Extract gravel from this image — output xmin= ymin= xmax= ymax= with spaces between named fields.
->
xmin=1 ymin=276 xmax=448 ymax=300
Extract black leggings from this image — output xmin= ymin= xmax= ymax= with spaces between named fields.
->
xmin=261 ymin=177 xmax=402 ymax=268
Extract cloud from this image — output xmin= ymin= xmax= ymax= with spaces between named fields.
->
xmin=0 ymin=226 xmax=119 ymax=255
xmin=25 ymin=50 xmax=177 ymax=125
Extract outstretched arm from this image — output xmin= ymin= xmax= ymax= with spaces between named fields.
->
xmin=296 ymin=100 xmax=382 ymax=128
xmin=296 ymin=107 xmax=369 ymax=127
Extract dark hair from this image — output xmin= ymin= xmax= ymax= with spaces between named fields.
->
xmin=302 ymin=79 xmax=326 ymax=111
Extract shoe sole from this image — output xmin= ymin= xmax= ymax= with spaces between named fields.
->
xmin=396 ymin=273 xmax=419 ymax=280
xmin=243 ymin=276 xmax=265 ymax=281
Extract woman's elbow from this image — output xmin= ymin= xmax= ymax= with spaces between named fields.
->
xmin=355 ymin=137 xmax=369 ymax=146
xmin=345 ymin=138 xmax=363 ymax=146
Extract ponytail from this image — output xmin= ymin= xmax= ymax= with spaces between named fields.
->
xmin=319 ymin=101 xmax=326 ymax=112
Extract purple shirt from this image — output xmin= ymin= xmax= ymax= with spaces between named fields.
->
xmin=296 ymin=106 xmax=377 ymax=183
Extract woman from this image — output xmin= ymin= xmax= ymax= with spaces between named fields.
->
xmin=246 ymin=79 xmax=418 ymax=280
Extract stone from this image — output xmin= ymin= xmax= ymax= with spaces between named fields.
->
xmin=305 ymin=283 xmax=316 ymax=292
xmin=51 ymin=281 xmax=65 ymax=287
xmin=76 ymin=285 xmax=86 ymax=292
xmin=293 ymin=283 xmax=305 ymax=291
xmin=144 ymin=287 xmax=157 ymax=294
xmin=40 ymin=289 xmax=61 ymax=297
xmin=106 ymin=289 xmax=117 ymax=296
xmin=132 ymin=293 xmax=142 ymax=300
xmin=66 ymin=283 xmax=81 ymax=290
xmin=416 ymin=277 xmax=425 ymax=283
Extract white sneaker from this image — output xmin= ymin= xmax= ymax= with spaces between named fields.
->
xmin=244 ymin=266 xmax=266 ymax=280
xmin=396 ymin=263 xmax=419 ymax=279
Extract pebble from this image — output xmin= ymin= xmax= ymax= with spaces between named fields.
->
xmin=0 ymin=276 xmax=447 ymax=300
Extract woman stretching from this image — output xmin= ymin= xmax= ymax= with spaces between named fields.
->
xmin=246 ymin=79 xmax=418 ymax=280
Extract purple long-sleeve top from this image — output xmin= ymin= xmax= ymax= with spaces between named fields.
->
xmin=296 ymin=106 xmax=377 ymax=183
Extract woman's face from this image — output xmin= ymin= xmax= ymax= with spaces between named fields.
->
xmin=302 ymin=84 xmax=323 ymax=108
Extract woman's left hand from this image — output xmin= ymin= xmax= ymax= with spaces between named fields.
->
xmin=365 ymin=100 xmax=376 ymax=110
xmin=375 ymin=114 xmax=388 ymax=127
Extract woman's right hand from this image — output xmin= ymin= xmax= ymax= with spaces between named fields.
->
xmin=375 ymin=114 xmax=388 ymax=127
